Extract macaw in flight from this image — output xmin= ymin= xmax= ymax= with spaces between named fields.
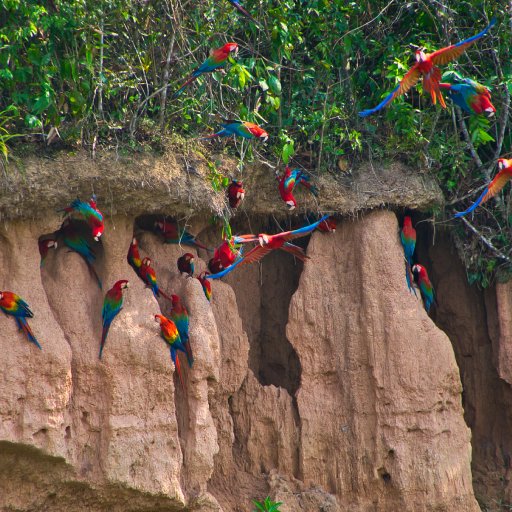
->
xmin=99 ymin=280 xmax=129 ymax=359
xmin=440 ymin=73 xmax=495 ymax=115
xmin=359 ymin=18 xmax=496 ymax=116
xmin=400 ymin=216 xmax=417 ymax=296
xmin=412 ymin=264 xmax=435 ymax=313
xmin=206 ymin=215 xmax=329 ymax=279
xmin=277 ymin=166 xmax=318 ymax=210
xmin=0 ymin=291 xmax=42 ymax=349
xmin=173 ymin=42 xmax=238 ymax=98
xmin=455 ymin=159 xmax=512 ymax=218
xmin=202 ymin=119 xmax=268 ymax=142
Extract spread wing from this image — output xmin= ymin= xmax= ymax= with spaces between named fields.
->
xmin=430 ymin=18 xmax=496 ymax=66
xmin=272 ymin=214 xmax=330 ymax=242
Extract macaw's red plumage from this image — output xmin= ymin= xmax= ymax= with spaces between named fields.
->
xmin=154 ymin=220 xmax=209 ymax=251
xmin=412 ymin=264 xmax=435 ymax=313
xmin=38 ymin=238 xmax=57 ymax=267
xmin=60 ymin=197 xmax=104 ymax=241
xmin=214 ymin=239 xmax=241 ymax=268
xmin=177 ymin=253 xmax=195 ymax=277
xmin=207 ymin=215 xmax=329 ymax=279
xmin=100 ymin=280 xmax=129 ymax=359
xmin=155 ymin=314 xmax=187 ymax=389
xmin=170 ymin=294 xmax=193 ymax=368
xmin=197 ymin=271 xmax=212 ymax=302
xmin=400 ymin=216 xmax=417 ymax=296
xmin=0 ymin=291 xmax=42 ymax=349
xmin=173 ymin=42 xmax=238 ymax=98
xmin=202 ymin=119 xmax=269 ymax=142
xmin=227 ymin=180 xmax=245 ymax=209
xmin=140 ymin=257 xmax=172 ymax=301
xmin=316 ymin=216 xmax=337 ymax=233
xmin=57 ymin=218 xmax=102 ymax=289
xmin=127 ymin=237 xmax=142 ymax=278
xmin=455 ymin=159 xmax=512 ymax=218
xmin=439 ymin=79 xmax=495 ymax=115
xmin=208 ymin=257 xmax=225 ymax=274
xmin=277 ymin=166 xmax=318 ymax=210
xmin=226 ymin=0 xmax=260 ymax=24
xmin=359 ymin=18 xmax=496 ymax=116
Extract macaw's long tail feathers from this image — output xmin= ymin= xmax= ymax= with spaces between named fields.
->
xmin=172 ymin=75 xmax=198 ymax=99
xmin=16 ymin=317 xmax=42 ymax=349
xmin=99 ymin=325 xmax=109 ymax=359
xmin=454 ymin=186 xmax=489 ymax=218
xmin=183 ymin=338 xmax=194 ymax=368
xmin=158 ymin=288 xmax=174 ymax=302
xmin=358 ymin=84 xmax=400 ymax=117
xmin=231 ymin=2 xmax=260 ymax=24
xmin=172 ymin=349 xmax=186 ymax=391
xmin=281 ymin=242 xmax=309 ymax=262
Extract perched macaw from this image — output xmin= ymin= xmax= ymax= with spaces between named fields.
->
xmin=0 ymin=291 xmax=41 ymax=349
xmin=227 ymin=180 xmax=245 ymax=209
xmin=197 ymin=271 xmax=212 ymax=302
xmin=173 ymin=42 xmax=238 ymax=98
xmin=202 ymin=119 xmax=268 ymax=142
xmin=207 ymin=215 xmax=329 ymax=279
xmin=155 ymin=314 xmax=187 ymax=389
xmin=154 ymin=220 xmax=209 ymax=251
xmin=316 ymin=216 xmax=337 ymax=233
xmin=177 ymin=253 xmax=195 ymax=277
xmin=412 ymin=264 xmax=435 ymax=312
xmin=38 ymin=238 xmax=57 ymax=267
xmin=99 ymin=280 xmax=129 ymax=359
xmin=170 ymin=295 xmax=193 ymax=368
xmin=400 ymin=216 xmax=417 ymax=296
xmin=57 ymin=219 xmax=102 ymax=289
xmin=277 ymin=166 xmax=318 ymax=210
xmin=226 ymin=0 xmax=259 ymax=24
xmin=455 ymin=159 xmax=512 ymax=218
xmin=439 ymin=79 xmax=495 ymax=115
xmin=60 ymin=197 xmax=104 ymax=241
xmin=208 ymin=257 xmax=225 ymax=274
xmin=359 ymin=18 xmax=496 ymax=116
xmin=140 ymin=257 xmax=172 ymax=301
xmin=127 ymin=237 xmax=143 ymax=277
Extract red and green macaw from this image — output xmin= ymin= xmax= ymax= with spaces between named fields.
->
xmin=277 ymin=166 xmax=318 ymax=210
xmin=170 ymin=294 xmax=194 ymax=368
xmin=57 ymin=219 xmax=102 ymax=289
xmin=359 ymin=18 xmax=496 ymax=116
xmin=455 ymin=159 xmax=512 ymax=218
xmin=400 ymin=216 xmax=417 ymax=296
xmin=38 ymin=238 xmax=57 ymax=267
xmin=140 ymin=257 xmax=172 ymax=301
xmin=100 ymin=280 xmax=129 ymax=359
xmin=127 ymin=237 xmax=142 ymax=278
xmin=154 ymin=220 xmax=209 ymax=251
xmin=316 ymin=216 xmax=337 ymax=233
xmin=202 ymin=119 xmax=269 ymax=142
xmin=60 ymin=196 xmax=104 ymax=241
xmin=177 ymin=253 xmax=195 ymax=277
xmin=227 ymin=180 xmax=245 ymax=209
xmin=207 ymin=215 xmax=329 ymax=279
xmin=197 ymin=271 xmax=212 ymax=302
xmin=226 ymin=0 xmax=259 ymax=24
xmin=173 ymin=42 xmax=238 ymax=98
xmin=0 ymin=291 xmax=41 ymax=349
xmin=208 ymin=257 xmax=225 ymax=274
xmin=155 ymin=314 xmax=186 ymax=389
xmin=412 ymin=264 xmax=435 ymax=313
xmin=439 ymin=76 xmax=495 ymax=115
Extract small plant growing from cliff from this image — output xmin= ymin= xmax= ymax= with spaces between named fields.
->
xmin=253 ymin=497 xmax=283 ymax=512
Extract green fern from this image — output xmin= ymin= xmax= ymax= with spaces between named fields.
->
xmin=253 ymin=497 xmax=283 ymax=512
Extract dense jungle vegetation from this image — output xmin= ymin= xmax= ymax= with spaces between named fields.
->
xmin=1 ymin=0 xmax=511 ymax=285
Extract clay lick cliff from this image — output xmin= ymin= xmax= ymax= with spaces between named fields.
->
xmin=0 ymin=152 xmax=509 ymax=512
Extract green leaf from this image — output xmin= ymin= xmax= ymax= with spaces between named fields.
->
xmin=282 ymin=141 xmax=294 ymax=164
xmin=268 ymin=75 xmax=282 ymax=95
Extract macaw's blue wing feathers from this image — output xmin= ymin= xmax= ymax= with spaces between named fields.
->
xmin=454 ymin=187 xmax=489 ymax=218
xmin=204 ymin=256 xmax=245 ymax=279
xmin=359 ymin=85 xmax=400 ymax=117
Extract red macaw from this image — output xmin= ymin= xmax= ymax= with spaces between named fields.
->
xmin=202 ymin=119 xmax=268 ymax=141
xmin=277 ymin=166 xmax=318 ymax=210
xmin=400 ymin=216 xmax=417 ymax=295
xmin=359 ymin=18 xmax=496 ymax=116
xmin=154 ymin=220 xmax=209 ymax=251
xmin=208 ymin=257 xmax=225 ymax=274
xmin=316 ymin=216 xmax=337 ymax=233
xmin=227 ymin=180 xmax=245 ymax=209
xmin=177 ymin=253 xmax=195 ymax=277
xmin=173 ymin=42 xmax=238 ymax=98
xmin=140 ymin=257 xmax=172 ymax=301
xmin=155 ymin=314 xmax=186 ymax=389
xmin=100 ymin=280 xmax=129 ymax=359
xmin=197 ymin=271 xmax=212 ymax=302
xmin=412 ymin=264 xmax=435 ymax=312
xmin=439 ymin=78 xmax=495 ymax=115
xmin=127 ymin=237 xmax=142 ymax=278
xmin=170 ymin=294 xmax=193 ymax=368
xmin=60 ymin=196 xmax=104 ymax=241
xmin=455 ymin=159 xmax=512 ymax=218
xmin=38 ymin=238 xmax=57 ymax=267
xmin=0 ymin=291 xmax=41 ymax=349
xmin=226 ymin=0 xmax=259 ymax=24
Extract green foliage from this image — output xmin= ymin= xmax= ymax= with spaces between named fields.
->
xmin=253 ymin=496 xmax=283 ymax=512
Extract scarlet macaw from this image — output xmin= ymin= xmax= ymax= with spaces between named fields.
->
xmin=440 ymin=78 xmax=495 ymax=115
xmin=400 ymin=216 xmax=417 ymax=296
xmin=455 ymin=159 xmax=512 ymax=218
xmin=155 ymin=314 xmax=187 ymax=389
xmin=99 ymin=280 xmax=129 ymax=359
xmin=277 ymin=166 xmax=318 ymax=210
xmin=227 ymin=180 xmax=245 ymax=209
xmin=412 ymin=264 xmax=435 ymax=312
xmin=177 ymin=253 xmax=195 ymax=277
xmin=173 ymin=42 xmax=238 ymax=98
xmin=359 ymin=18 xmax=496 ymax=116
xmin=170 ymin=294 xmax=194 ymax=368
xmin=38 ymin=238 xmax=57 ymax=267
xmin=154 ymin=220 xmax=209 ymax=251
xmin=202 ymin=119 xmax=268 ymax=142
xmin=0 ymin=291 xmax=41 ymax=349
